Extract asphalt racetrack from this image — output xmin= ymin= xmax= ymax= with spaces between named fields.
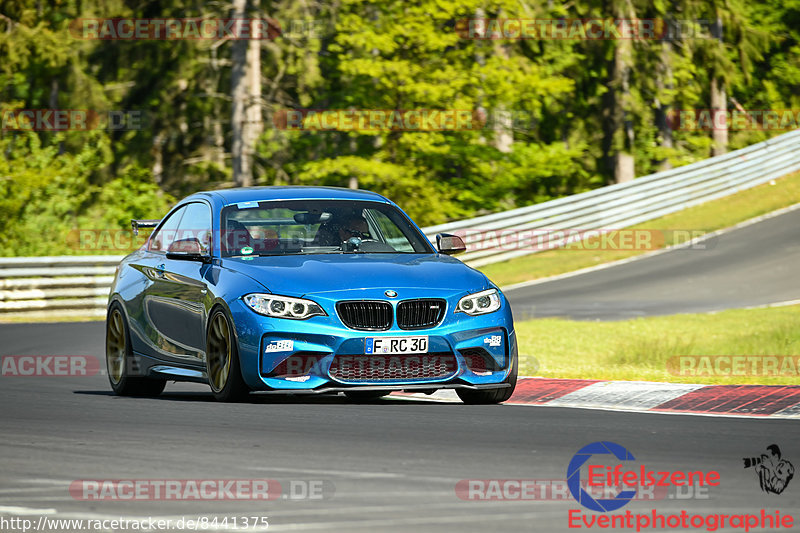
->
xmin=1 ymin=331 xmax=799 ymax=530
xmin=2 ymin=209 xmax=800 ymax=531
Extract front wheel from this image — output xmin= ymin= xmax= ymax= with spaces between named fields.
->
xmin=456 ymin=353 xmax=517 ymax=405
xmin=206 ymin=308 xmax=250 ymax=402
xmin=106 ymin=303 xmax=166 ymax=397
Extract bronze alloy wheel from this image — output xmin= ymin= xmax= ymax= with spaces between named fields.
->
xmin=105 ymin=302 xmax=165 ymax=397
xmin=106 ymin=308 xmax=126 ymax=385
xmin=206 ymin=311 xmax=232 ymax=393
xmin=205 ymin=309 xmax=249 ymax=402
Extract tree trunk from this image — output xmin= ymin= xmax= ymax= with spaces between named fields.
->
xmin=231 ymin=0 xmax=262 ymax=187
xmin=50 ymin=79 xmax=64 ymax=155
xmin=615 ymin=153 xmax=635 ymax=182
xmin=245 ymin=31 xmax=262 ymax=176
xmin=151 ymin=131 xmax=165 ymax=185
xmin=710 ymin=16 xmax=727 ymax=157
xmin=230 ymin=0 xmax=248 ymax=187
xmin=348 ymin=137 xmax=358 ymax=189
xmin=654 ymin=40 xmax=673 ymax=170
xmin=602 ymin=0 xmax=636 ymax=184
xmin=210 ymin=47 xmax=226 ymax=168
xmin=491 ymin=33 xmax=513 ymax=153
xmin=710 ymin=77 xmax=727 ymax=156
xmin=492 ymin=107 xmax=513 ymax=153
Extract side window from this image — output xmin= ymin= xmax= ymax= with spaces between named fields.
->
xmin=367 ymin=209 xmax=415 ymax=252
xmin=148 ymin=206 xmax=188 ymax=252
xmin=176 ymin=203 xmax=213 ymax=254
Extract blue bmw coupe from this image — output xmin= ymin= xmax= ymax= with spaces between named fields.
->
xmin=106 ymin=187 xmax=517 ymax=403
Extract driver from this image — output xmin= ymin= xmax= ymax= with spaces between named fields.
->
xmin=338 ymin=216 xmax=370 ymax=242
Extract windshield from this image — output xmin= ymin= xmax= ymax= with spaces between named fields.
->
xmin=220 ymin=199 xmax=434 ymax=257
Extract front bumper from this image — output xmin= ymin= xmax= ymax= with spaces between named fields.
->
xmin=229 ymin=294 xmax=517 ymax=392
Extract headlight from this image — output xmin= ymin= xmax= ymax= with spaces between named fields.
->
xmin=455 ymin=288 xmax=501 ymax=316
xmin=244 ymin=293 xmax=326 ymax=320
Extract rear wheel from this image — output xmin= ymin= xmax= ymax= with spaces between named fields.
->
xmin=456 ymin=353 xmax=517 ymax=405
xmin=106 ymin=303 xmax=166 ymax=397
xmin=206 ymin=308 xmax=249 ymax=402
xmin=344 ymin=390 xmax=390 ymax=402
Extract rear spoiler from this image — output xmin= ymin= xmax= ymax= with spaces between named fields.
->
xmin=131 ymin=219 xmax=161 ymax=236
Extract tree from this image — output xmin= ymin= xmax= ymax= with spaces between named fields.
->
xmin=230 ymin=0 xmax=263 ymax=187
xmin=0 ymin=0 xmax=795 ymax=256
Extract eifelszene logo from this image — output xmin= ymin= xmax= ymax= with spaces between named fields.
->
xmin=743 ymin=444 xmax=795 ymax=495
xmin=566 ymin=441 xmax=721 ymax=512
xmin=565 ymin=441 xmax=798 ymax=532
xmin=567 ymin=441 xmax=638 ymax=512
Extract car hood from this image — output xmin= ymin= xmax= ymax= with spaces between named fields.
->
xmin=222 ymin=253 xmax=490 ymax=297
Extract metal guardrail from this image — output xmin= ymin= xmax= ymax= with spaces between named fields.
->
xmin=0 ymin=256 xmax=121 ymax=319
xmin=1 ymin=129 xmax=799 ymax=318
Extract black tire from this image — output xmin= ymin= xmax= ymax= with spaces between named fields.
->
xmin=456 ymin=352 xmax=518 ymax=405
xmin=106 ymin=302 xmax=166 ymax=397
xmin=206 ymin=307 xmax=250 ymax=402
xmin=344 ymin=390 xmax=391 ymax=402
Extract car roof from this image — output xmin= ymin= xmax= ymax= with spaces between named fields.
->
xmin=187 ymin=186 xmax=391 ymax=205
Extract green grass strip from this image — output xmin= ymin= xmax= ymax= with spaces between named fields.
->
xmin=516 ymin=305 xmax=800 ymax=385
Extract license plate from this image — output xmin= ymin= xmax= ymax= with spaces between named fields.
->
xmin=365 ymin=336 xmax=428 ymax=355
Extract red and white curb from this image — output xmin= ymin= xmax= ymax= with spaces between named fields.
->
xmin=395 ymin=377 xmax=800 ymax=418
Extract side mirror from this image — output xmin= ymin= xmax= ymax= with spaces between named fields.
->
xmin=436 ymin=233 xmax=467 ymax=255
xmin=166 ymin=238 xmax=211 ymax=262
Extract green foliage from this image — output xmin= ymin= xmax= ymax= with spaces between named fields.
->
xmin=0 ymin=0 xmax=797 ymax=256
xmin=79 ymin=166 xmax=175 ymax=231
xmin=0 ymin=129 xmax=172 ymax=256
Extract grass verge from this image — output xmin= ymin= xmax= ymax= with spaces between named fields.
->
xmin=480 ymin=171 xmax=800 ymax=287
xmin=515 ymin=305 xmax=800 ymax=385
